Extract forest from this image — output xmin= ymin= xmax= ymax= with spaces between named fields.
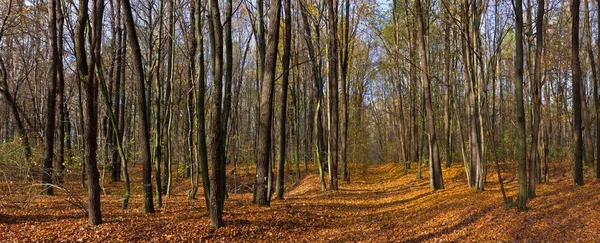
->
xmin=0 ymin=0 xmax=599 ymax=241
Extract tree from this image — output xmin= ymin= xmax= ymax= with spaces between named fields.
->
xmin=121 ymin=0 xmax=155 ymax=213
xmin=41 ymin=0 xmax=59 ymax=196
xmin=415 ymin=0 xmax=443 ymax=190
xmin=326 ymin=0 xmax=339 ymax=191
xmin=194 ymin=0 xmax=210 ymax=208
xmin=528 ymin=0 xmax=544 ymax=198
xmin=55 ymin=0 xmax=66 ymax=183
xmin=207 ymin=0 xmax=226 ymax=227
xmin=254 ymin=0 xmax=282 ymax=206
xmin=571 ymin=0 xmax=584 ymax=186
xmin=515 ymin=0 xmax=528 ymax=210
xmin=276 ymin=0 xmax=292 ymax=200
xmin=73 ymin=0 xmax=104 ymax=225
xmin=340 ymin=0 xmax=350 ymax=181
xmin=597 ymin=0 xmax=600 ymax=180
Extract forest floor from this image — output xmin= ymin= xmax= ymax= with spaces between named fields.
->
xmin=1 ymin=160 xmax=599 ymax=242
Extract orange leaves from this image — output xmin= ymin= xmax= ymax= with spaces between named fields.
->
xmin=1 ymin=162 xmax=600 ymax=242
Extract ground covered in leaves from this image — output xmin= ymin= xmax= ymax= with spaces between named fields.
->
xmin=1 ymin=161 xmax=599 ymax=242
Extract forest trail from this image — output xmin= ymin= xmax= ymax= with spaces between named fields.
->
xmin=1 ymin=162 xmax=599 ymax=242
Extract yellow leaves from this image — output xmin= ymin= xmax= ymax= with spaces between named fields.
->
xmin=165 ymin=234 xmax=175 ymax=240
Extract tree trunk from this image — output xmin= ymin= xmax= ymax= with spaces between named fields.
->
xmin=254 ymin=0 xmax=282 ymax=206
xmin=276 ymin=0 xmax=291 ymax=200
xmin=41 ymin=0 xmax=59 ymax=196
xmin=529 ymin=0 xmax=544 ymax=197
xmin=326 ymin=0 xmax=339 ymax=191
xmin=207 ymin=0 xmax=225 ymax=227
xmin=55 ymin=0 xmax=66 ymax=183
xmin=572 ymin=0 xmax=584 ymax=186
xmin=515 ymin=0 xmax=528 ymax=210
xmin=340 ymin=0 xmax=350 ymax=181
xmin=416 ymin=0 xmax=443 ymax=190
xmin=121 ymin=0 xmax=155 ymax=213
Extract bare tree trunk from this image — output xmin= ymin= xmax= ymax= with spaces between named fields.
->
xmin=596 ymin=0 xmax=600 ymax=180
xmin=162 ymin=0 xmax=176 ymax=197
xmin=55 ymin=0 xmax=66 ymax=183
xmin=77 ymin=0 xmax=105 ymax=225
xmin=416 ymin=0 xmax=443 ymax=190
xmin=529 ymin=0 xmax=544 ymax=197
xmin=443 ymin=6 xmax=452 ymax=168
xmin=153 ymin=0 xmax=164 ymax=206
xmin=276 ymin=0 xmax=292 ymax=200
xmin=572 ymin=0 xmax=584 ymax=186
xmin=207 ymin=0 xmax=225 ymax=227
xmin=219 ymin=0 xmax=234 ymax=206
xmin=41 ymin=0 xmax=59 ymax=196
xmin=515 ymin=0 xmax=528 ymax=210
xmin=121 ymin=0 xmax=155 ymax=213
xmin=326 ymin=0 xmax=339 ymax=191
xmin=340 ymin=0 xmax=350 ymax=181
xmin=187 ymin=0 xmax=197 ymax=199
xmin=254 ymin=0 xmax=282 ymax=206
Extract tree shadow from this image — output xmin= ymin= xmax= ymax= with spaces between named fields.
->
xmin=401 ymin=205 xmax=495 ymax=242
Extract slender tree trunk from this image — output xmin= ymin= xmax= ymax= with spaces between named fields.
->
xmin=276 ymin=0 xmax=292 ymax=200
xmin=194 ymin=0 xmax=210 ymax=209
xmin=41 ymin=0 xmax=59 ymax=196
xmin=443 ymin=7 xmax=452 ymax=168
xmin=515 ymin=0 xmax=528 ymax=210
xmin=596 ymin=0 xmax=600 ymax=180
xmin=121 ymin=0 xmax=155 ymax=213
xmin=153 ymin=0 xmax=164 ymax=206
xmin=572 ymin=0 xmax=584 ymax=186
xmin=207 ymin=0 xmax=225 ymax=227
xmin=254 ymin=0 xmax=282 ymax=206
xmin=77 ymin=0 xmax=105 ymax=225
xmin=326 ymin=0 xmax=339 ymax=191
xmin=55 ymin=0 xmax=66 ymax=183
xmin=187 ymin=0 xmax=198 ymax=199
xmin=340 ymin=0 xmax=350 ymax=181
xmin=529 ymin=0 xmax=544 ymax=197
xmin=219 ymin=0 xmax=234 ymax=207
xmin=162 ymin=0 xmax=176 ymax=197
xmin=416 ymin=0 xmax=443 ymax=190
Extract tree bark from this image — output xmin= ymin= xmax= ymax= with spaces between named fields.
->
xmin=41 ymin=0 xmax=59 ymax=196
xmin=326 ymin=0 xmax=339 ymax=191
xmin=276 ymin=0 xmax=292 ymax=200
xmin=515 ymin=0 xmax=528 ymax=210
xmin=121 ymin=0 xmax=155 ymax=213
xmin=340 ymin=0 xmax=350 ymax=181
xmin=207 ymin=0 xmax=225 ymax=227
xmin=254 ymin=0 xmax=282 ymax=206
xmin=572 ymin=0 xmax=584 ymax=186
xmin=416 ymin=0 xmax=443 ymax=190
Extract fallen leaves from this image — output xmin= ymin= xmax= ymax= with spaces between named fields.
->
xmin=0 ymin=161 xmax=599 ymax=242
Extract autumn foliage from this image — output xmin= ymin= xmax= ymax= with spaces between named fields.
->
xmin=1 ymin=160 xmax=598 ymax=242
